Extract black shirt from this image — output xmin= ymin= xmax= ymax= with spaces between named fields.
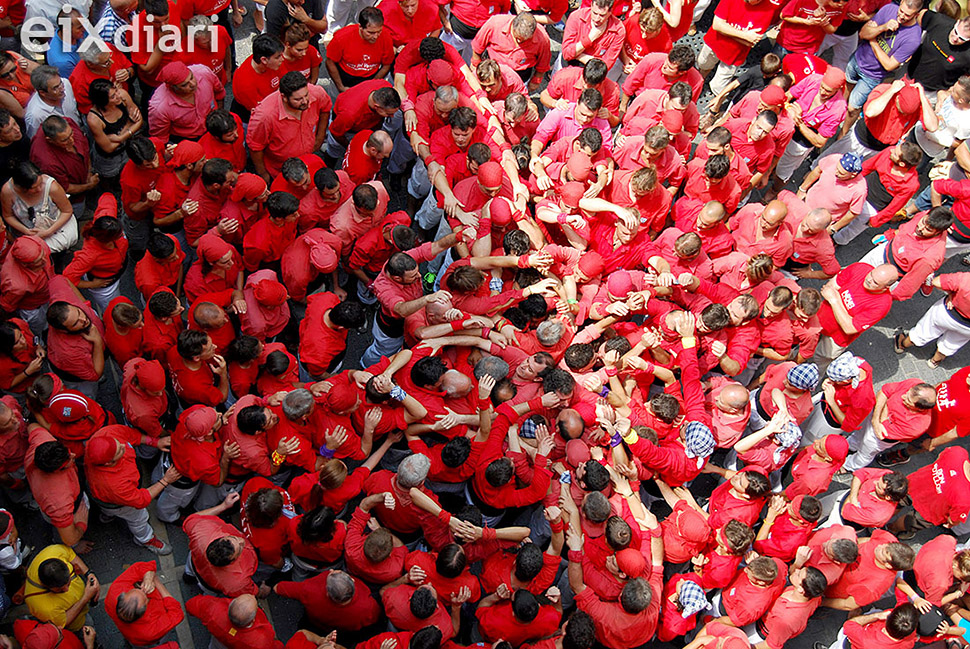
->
xmin=265 ymin=0 xmax=325 ymax=46
xmin=907 ymin=11 xmax=970 ymax=92
xmin=0 ymin=131 xmax=28 ymax=188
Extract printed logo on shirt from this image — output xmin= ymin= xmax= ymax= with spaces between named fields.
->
xmin=841 ymin=289 xmax=856 ymax=310
xmin=61 ymin=407 xmax=72 ymax=418
xmin=931 ymin=463 xmax=947 ymax=494
xmin=937 ymin=381 xmax=958 ymax=410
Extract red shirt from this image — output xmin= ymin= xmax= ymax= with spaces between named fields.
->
xmin=329 ymin=79 xmax=393 ymax=140
xmin=560 ymin=9 xmax=625 ymax=67
xmin=705 ymin=0 xmax=783 ymax=64
xmin=757 ymin=362 xmax=814 ymax=423
xmin=186 ymin=596 xmax=283 ymax=649
xmin=472 ymin=15 xmax=552 ymax=74
xmin=327 ymin=24 xmax=394 ymax=77
xmin=817 ymin=263 xmax=892 ymax=346
xmin=575 ymin=570 xmax=662 ymax=649
xmin=682 ymin=158 xmax=742 ymax=213
xmin=623 ymin=14 xmax=673 ymax=64
xmin=761 ymin=589 xmax=820 ymax=649
xmin=0 ymin=318 xmax=34 ymax=392
xmin=184 ymin=513 xmax=258 ymax=597
xmin=805 ymin=524 xmax=857 ymax=585
xmin=106 ymin=562 xmax=184 ymax=646
xmin=707 ymin=469 xmax=767 ymax=529
xmin=931 ymin=366 xmax=970 ymax=438
xmin=232 ymin=57 xmax=280 ymax=112
xmin=180 ymin=25 xmax=232 ymax=83
xmin=379 ymin=0 xmax=442 ymax=46
xmin=673 ymin=198 xmax=736 ymax=258
xmin=166 ymin=346 xmax=224 ymax=407
xmin=342 ymin=130 xmax=383 ymax=184
xmin=753 ymin=509 xmax=816 ymax=562
xmin=729 ymin=203 xmax=795 ymax=267
xmin=841 ymin=468 xmax=899 ymax=528
xmin=908 ymin=445 xmax=970 ymax=526
xmin=278 ymin=571 xmax=380 ymax=630
xmin=622 ymin=52 xmax=704 ymax=101
xmin=477 ymin=601 xmax=561 ymax=645
xmin=344 ymin=507 xmax=407 ymax=584
xmin=24 ymin=426 xmax=80 ymax=528
xmin=102 ymin=297 xmax=144 ymax=366
xmin=200 ymin=113 xmax=246 ymax=172
xmin=880 ymin=378 xmax=933 ymax=442
xmin=786 ymin=445 xmax=842 ymax=498
xmin=826 ymin=529 xmax=899 ymax=607
xmin=69 ymin=44 xmax=132 ymax=114
xmin=134 ymin=234 xmax=184 ymax=300
xmin=777 ymin=0 xmax=846 ymax=53
xmin=720 ymin=557 xmax=787 ymax=626
xmin=279 ymin=47 xmax=323 ymax=81
xmin=85 ymin=425 xmax=151 ymax=508
xmin=844 ymin=619 xmax=917 ymax=649
xmin=913 ymin=534 xmax=958 ymax=605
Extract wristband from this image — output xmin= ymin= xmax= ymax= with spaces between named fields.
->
xmin=454 ymin=229 xmax=465 ymax=245
xmin=390 ymin=385 xmax=408 ymax=402
xmin=559 ymin=472 xmax=572 ymax=484
xmin=319 ymin=447 xmax=336 ymax=459
xmin=517 ymin=255 xmax=530 ymax=268
xmin=550 ymin=519 xmax=566 ymax=533
xmin=451 ymin=319 xmax=466 ymax=332
xmin=681 ymin=336 xmax=696 ymax=349
xmin=437 ymin=509 xmax=452 ymax=524
xmin=598 ymin=386 xmax=611 ymax=398
xmin=610 ymin=432 xmax=623 ymax=447
xmin=604 ymin=367 xmax=618 ymax=377
xmin=75 ymin=521 xmax=88 ymax=535
xmin=272 ymin=450 xmax=285 ymax=466
xmin=489 ymin=277 xmax=503 ymax=292
xmin=557 ymin=212 xmax=568 ymax=225
xmin=147 ymin=436 xmax=158 ymax=448
xmin=568 ymin=549 xmax=583 ymax=562
xmin=477 ymin=396 xmax=492 ymax=410
xmin=567 ymin=298 xmax=578 ymax=304
xmin=621 ymin=430 xmax=639 ymax=445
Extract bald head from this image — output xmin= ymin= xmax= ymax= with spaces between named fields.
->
xmin=802 ymin=208 xmax=832 ymax=235
xmin=699 ymin=201 xmax=726 ymax=228
xmin=116 ymin=589 xmax=148 ymax=623
xmin=194 ymin=302 xmax=227 ymax=329
xmin=366 ymin=130 xmax=394 ymax=158
xmin=326 ymin=571 xmax=356 ymax=604
xmin=556 ymin=408 xmax=585 ymax=439
xmin=719 ymin=384 xmax=750 ymax=411
xmin=228 ymin=595 xmax=258 ymax=627
xmin=865 ymin=264 xmax=900 ymax=292
xmin=760 ymin=200 xmax=788 ymax=231
xmin=425 ymin=299 xmax=454 ymax=324
xmin=441 ymin=369 xmax=472 ymax=398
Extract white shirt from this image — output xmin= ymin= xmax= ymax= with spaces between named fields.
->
xmin=916 ymin=94 xmax=970 ymax=158
xmin=23 ymin=78 xmax=82 ymax=140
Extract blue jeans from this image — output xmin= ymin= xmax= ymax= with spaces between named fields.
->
xmin=845 ymin=55 xmax=883 ymax=109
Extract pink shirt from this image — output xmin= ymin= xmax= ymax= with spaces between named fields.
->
xmin=371 ymin=241 xmax=436 ymax=318
xmin=805 ymin=153 xmax=867 ymax=221
xmin=622 ymin=52 xmax=704 ymax=100
xmin=777 ymin=190 xmax=840 ymax=276
xmin=728 ymin=203 xmax=795 ymax=267
xmin=246 ymin=84 xmax=332 ymax=177
xmin=472 ymin=15 xmax=551 ymax=75
xmin=790 ymin=73 xmax=847 ymax=139
xmin=147 ymin=64 xmax=225 ymax=140
xmin=328 ymin=181 xmax=389 ymax=257
xmin=533 ymin=104 xmax=613 ymax=153
xmin=544 ymin=67 xmax=621 ymax=115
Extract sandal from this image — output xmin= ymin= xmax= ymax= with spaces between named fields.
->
xmin=877 ymin=448 xmax=910 ymax=467
xmin=893 ymin=329 xmax=906 ymax=354
xmin=928 ymin=357 xmax=942 ymax=369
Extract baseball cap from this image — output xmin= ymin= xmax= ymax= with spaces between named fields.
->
xmin=134 ymin=359 xmax=167 ymax=392
xmin=85 ymin=436 xmax=119 ymax=466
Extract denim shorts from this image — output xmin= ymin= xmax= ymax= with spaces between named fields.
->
xmin=846 ymin=54 xmax=884 ymax=109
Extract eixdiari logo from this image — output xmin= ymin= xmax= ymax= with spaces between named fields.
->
xmin=19 ymin=3 xmax=218 ymax=55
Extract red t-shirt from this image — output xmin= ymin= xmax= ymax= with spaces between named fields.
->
xmin=326 ymin=25 xmax=395 ymax=78
xmin=913 ymin=534 xmax=958 ymax=605
xmin=232 ymin=57 xmax=280 ymax=112
xmin=817 ymin=263 xmax=892 ymax=346
xmin=908 ymin=446 xmax=970 ymax=526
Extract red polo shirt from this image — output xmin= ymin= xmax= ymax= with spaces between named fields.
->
xmin=622 ymin=52 xmax=704 ymax=100
xmin=277 ymin=571 xmax=380 ymax=630
xmin=85 ymin=425 xmax=151 ymax=509
xmin=106 ymin=562 xmax=184 ymax=646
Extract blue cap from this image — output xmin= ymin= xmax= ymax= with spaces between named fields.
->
xmin=840 ymin=153 xmax=862 ymax=174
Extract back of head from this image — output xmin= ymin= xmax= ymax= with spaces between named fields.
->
xmin=887 ymin=603 xmax=919 ymax=639
xmin=38 ymin=557 xmax=71 ymax=589
xmin=397 ymin=453 xmax=431 ymax=488
xmin=512 ymin=589 xmax=540 ymax=622
xmin=409 ymin=586 xmax=438 ymax=619
xmin=619 ymin=577 xmax=652 ymax=614
xmin=326 ymin=571 xmax=356 ymax=604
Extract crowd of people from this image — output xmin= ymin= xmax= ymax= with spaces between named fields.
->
xmin=0 ymin=0 xmax=967 ymax=647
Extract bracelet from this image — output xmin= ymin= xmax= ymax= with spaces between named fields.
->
xmin=610 ymin=432 xmax=623 ymax=447
xmin=389 ymin=385 xmax=407 ymax=402
xmin=477 ymin=396 xmax=492 ymax=410
xmin=489 ymin=278 xmax=503 ymax=292
xmin=271 ymin=450 xmax=285 ymax=466
xmin=598 ymin=386 xmax=611 ymax=398
xmin=550 ymin=519 xmax=566 ymax=533
xmin=319 ymin=447 xmax=336 ymax=459
xmin=566 ymin=298 xmax=578 ymax=304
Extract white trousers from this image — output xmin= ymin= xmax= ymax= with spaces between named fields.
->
xmin=842 ymin=419 xmax=895 ymax=472
xmin=908 ymin=297 xmax=970 ymax=356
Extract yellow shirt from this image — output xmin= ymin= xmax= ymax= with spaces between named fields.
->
xmin=24 ymin=545 xmax=87 ymax=631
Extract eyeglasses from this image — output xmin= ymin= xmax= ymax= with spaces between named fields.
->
xmin=953 ymin=26 xmax=970 ymax=42
xmin=0 ymin=68 xmax=16 ymax=80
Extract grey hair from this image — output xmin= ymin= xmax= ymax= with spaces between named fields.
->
xmin=79 ymin=39 xmax=109 ymax=64
xmin=187 ymin=13 xmax=213 ymax=27
xmin=474 ymin=355 xmax=509 ymax=381
xmin=536 ymin=319 xmax=565 ymax=346
xmin=435 ymin=85 xmax=459 ymax=104
xmin=281 ymin=388 xmax=314 ymax=420
xmin=115 ymin=591 xmax=148 ymax=622
xmin=326 ymin=571 xmax=355 ymax=604
xmin=30 ymin=66 xmax=60 ymax=93
xmin=504 ymin=92 xmax=529 ymax=118
xmin=397 ymin=453 xmax=431 ymax=488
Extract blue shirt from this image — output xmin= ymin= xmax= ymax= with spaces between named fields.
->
xmin=46 ymin=34 xmax=81 ymax=77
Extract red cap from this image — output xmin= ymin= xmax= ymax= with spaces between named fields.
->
xmin=760 ymin=85 xmax=787 ymax=108
xmin=616 ymin=548 xmax=647 ymax=578
xmin=18 ymin=622 xmax=64 ymax=649
xmin=254 ymin=280 xmax=288 ymax=307
xmin=823 ymin=434 xmax=849 ymax=462
xmin=11 ymin=236 xmax=46 ymax=264
xmin=558 ymin=182 xmax=585 ymax=209
xmin=48 ymin=393 xmax=90 ymax=423
xmin=477 ymin=161 xmax=503 ymax=188
xmin=566 ymin=151 xmax=592 ymax=182
xmin=606 ymin=270 xmax=634 ymax=298
xmin=182 ymin=405 xmax=219 ymax=441
xmin=565 ymin=439 xmax=591 ymax=468
xmin=428 ymin=59 xmax=455 ymax=87
xmin=576 ymin=251 xmax=605 ymax=278
xmin=94 ymin=193 xmax=118 ymax=218
xmin=158 ymin=61 xmax=191 ymax=85
xmin=488 ymin=197 xmax=514 ymax=226
xmin=326 ymin=381 xmax=359 ymax=412
xmin=171 ymin=140 xmax=205 ymax=168
xmin=896 ymin=84 xmax=921 ymax=114
xmin=135 ymin=359 xmax=167 ymax=392
xmin=661 ymin=109 xmax=684 ymax=133
xmin=85 ymin=436 xmax=119 ymax=466
xmin=197 ymin=234 xmax=233 ymax=263
xmin=676 ymin=507 xmax=711 ymax=543
xmin=310 ymin=242 xmax=339 ymax=273
xmin=821 ymin=66 xmax=846 ymax=90
xmin=231 ymin=173 xmax=267 ymax=202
